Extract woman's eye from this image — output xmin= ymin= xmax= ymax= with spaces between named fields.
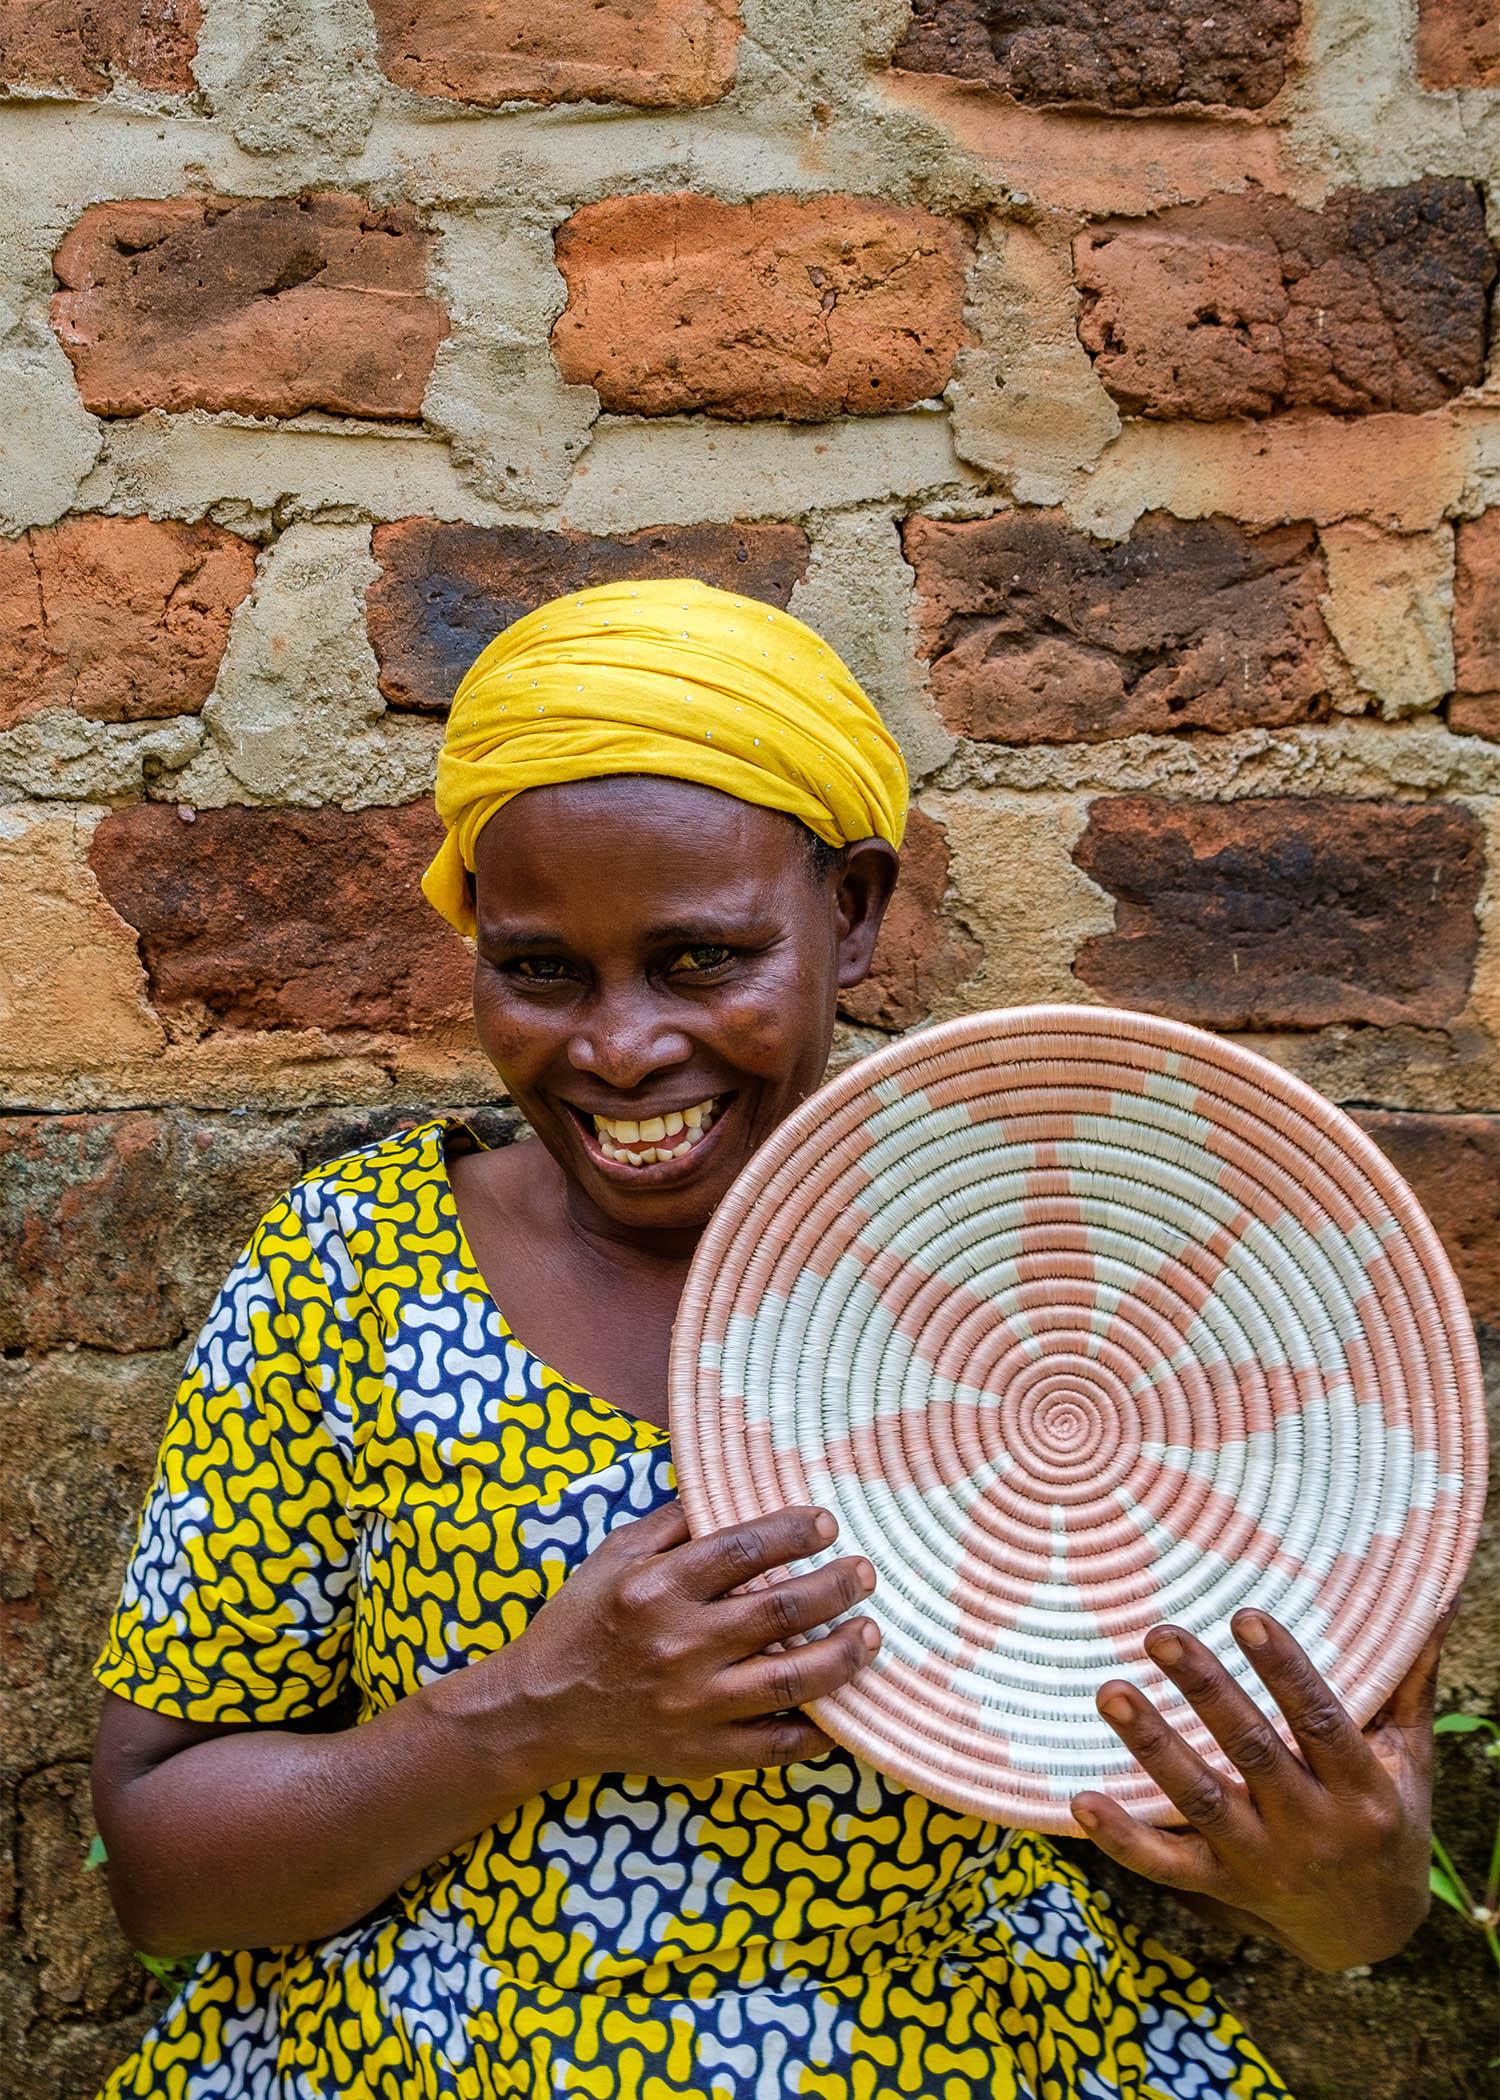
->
xmin=670 ymin=945 xmax=735 ymax=975
xmin=509 ymin=956 xmax=574 ymax=982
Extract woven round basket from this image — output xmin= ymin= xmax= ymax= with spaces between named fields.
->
xmin=668 ymin=1005 xmax=1487 ymax=1832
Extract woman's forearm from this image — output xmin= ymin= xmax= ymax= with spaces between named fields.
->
xmin=95 ymin=1648 xmax=562 ymax=1958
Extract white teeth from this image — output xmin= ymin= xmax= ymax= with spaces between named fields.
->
xmin=592 ymin=1095 xmax=723 ymax=1166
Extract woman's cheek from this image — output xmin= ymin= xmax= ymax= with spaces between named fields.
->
xmin=471 ymin=978 xmax=549 ymax=1076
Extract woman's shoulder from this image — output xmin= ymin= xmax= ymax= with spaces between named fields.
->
xmin=256 ymin=1115 xmax=471 ymax=1292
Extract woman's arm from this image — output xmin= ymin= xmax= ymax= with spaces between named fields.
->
xmin=94 ymin=1500 xmax=877 ymax=1957
xmin=1070 ymin=1600 xmax=1455 ymax=1971
xmin=91 ymin=1651 xmax=554 ymax=1958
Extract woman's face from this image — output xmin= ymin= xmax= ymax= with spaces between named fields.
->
xmin=470 ymin=776 xmax=897 ymax=1242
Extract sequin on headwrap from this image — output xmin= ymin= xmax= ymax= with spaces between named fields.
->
xmin=421 ymin=578 xmax=909 ymax=936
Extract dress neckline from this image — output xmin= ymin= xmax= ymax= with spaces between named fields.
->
xmin=429 ymin=1115 xmax=672 ymax=1448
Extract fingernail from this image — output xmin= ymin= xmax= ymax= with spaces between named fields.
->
xmin=813 ymin=1511 xmax=838 ymax=1543
xmin=856 ymin=1560 xmax=876 ymax=1593
xmin=1100 ymin=1694 xmax=1134 ymax=1727
xmin=860 ymin=1621 xmax=880 ymax=1652
xmin=1074 ymin=1804 xmax=1099 ymax=1832
xmin=1149 ymin=1632 xmax=1184 ymax=1667
xmin=1236 ymin=1612 xmax=1270 ymax=1649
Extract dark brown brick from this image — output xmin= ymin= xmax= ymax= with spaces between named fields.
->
xmin=839 ymin=806 xmax=980 ymax=1029
xmin=892 ymin=0 xmax=1301 ymax=110
xmin=50 ymin=194 xmax=447 ymax=420
xmin=0 ymin=0 xmax=199 ymax=98
xmin=1417 ymin=0 xmax=1500 ymax=88
xmin=368 ymin=520 xmax=810 ymax=713
xmin=1353 ymin=1111 xmax=1500 ymax=1329
xmin=87 ymin=804 xmax=473 ymax=1033
xmin=552 ymin=192 xmax=971 ymax=420
xmin=1452 ymin=509 xmax=1500 ymax=741
xmin=1072 ymin=797 xmax=1483 ymax=1028
xmin=903 ymin=511 xmax=1331 ymax=743
xmin=1 ymin=1349 xmax=178 ymax=1773
xmin=16 ymin=1766 xmax=143 ymax=2019
xmin=368 ymin=0 xmax=741 ymax=107
xmin=0 ymin=516 xmax=256 ymax=731
xmin=1074 ymin=181 xmax=1494 ymax=420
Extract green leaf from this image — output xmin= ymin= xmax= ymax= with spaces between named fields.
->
xmin=1430 ymin=1863 xmax=1469 ymax=1916
xmin=1435 ymin=1713 xmax=1499 ymax=1738
xmin=82 ymin=1835 xmax=108 ymax=1874
xmin=138 ymin=1952 xmax=196 ymax=1987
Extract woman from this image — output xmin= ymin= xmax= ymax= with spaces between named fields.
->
xmin=92 ymin=580 xmax=1445 ymax=2099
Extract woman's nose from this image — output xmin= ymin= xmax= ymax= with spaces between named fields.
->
xmin=566 ymin=993 xmax=692 ymax=1091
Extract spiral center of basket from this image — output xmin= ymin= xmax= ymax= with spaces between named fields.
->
xmin=997 ymin=1354 xmax=1137 ymax=1493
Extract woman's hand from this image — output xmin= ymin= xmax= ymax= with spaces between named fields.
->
xmin=1070 ymin=1602 xmax=1456 ymax=1972
xmin=498 ymin=1498 xmax=880 ymax=1786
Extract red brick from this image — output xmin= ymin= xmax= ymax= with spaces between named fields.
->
xmin=1417 ymin=0 xmax=1500 ymax=88
xmin=893 ymin=0 xmax=1300 ymax=110
xmin=368 ymin=520 xmax=810 ymax=712
xmin=839 ymin=806 xmax=980 ymax=1030
xmin=0 ymin=516 xmax=255 ymax=732
xmin=1074 ymin=181 xmax=1494 ymax=419
xmin=87 ymin=804 xmax=472 ymax=1032
xmin=0 ymin=0 xmax=198 ymax=97
xmin=0 ymin=1114 xmax=182 ymax=1352
xmin=1072 ymin=797 xmax=1483 ymax=1028
xmin=1451 ymin=509 xmax=1500 ymax=741
xmin=50 ymin=194 xmax=447 ymax=420
xmin=368 ymin=0 xmax=740 ymax=107
xmin=903 ymin=510 xmax=1330 ymax=743
xmin=552 ymin=193 xmax=971 ymax=420
xmin=1352 ymin=1110 xmax=1500 ymax=1329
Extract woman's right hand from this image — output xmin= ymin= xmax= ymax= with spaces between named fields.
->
xmin=501 ymin=1498 xmax=880 ymax=1783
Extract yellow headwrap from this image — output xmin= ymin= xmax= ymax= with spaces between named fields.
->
xmin=422 ymin=577 xmax=909 ymax=936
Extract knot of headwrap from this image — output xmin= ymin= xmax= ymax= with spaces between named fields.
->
xmin=422 ymin=577 xmax=910 ymax=937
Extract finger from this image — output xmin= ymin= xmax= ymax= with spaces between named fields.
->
xmin=602 ymin=1498 xmax=690 ymax=1559
xmin=1070 ymin=1790 xmax=1219 ymax=1895
xmin=675 ymin=1506 xmax=839 ymax=1601
xmin=716 ymin=1555 xmax=876 ymax=1658
xmin=1229 ymin=1611 xmax=1381 ymax=1795
xmin=1142 ymin=1625 xmax=1313 ymax=1819
xmin=1094 ymin=1679 xmax=1256 ymax=1850
xmin=1379 ymin=1594 xmax=1461 ymax=1732
xmin=726 ymin=1713 xmax=835 ymax=1771
xmin=715 ymin=1616 xmax=880 ymax=1721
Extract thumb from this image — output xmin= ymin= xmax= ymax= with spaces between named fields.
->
xmin=1381 ymin=1591 xmax=1461 ymax=1731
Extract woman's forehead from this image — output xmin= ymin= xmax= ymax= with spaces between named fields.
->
xmin=472 ymin=776 xmax=813 ymax=927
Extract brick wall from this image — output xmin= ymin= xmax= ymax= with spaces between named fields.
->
xmin=2 ymin=3 xmax=1498 ymax=2091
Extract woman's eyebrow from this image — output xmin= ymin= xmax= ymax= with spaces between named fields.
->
xmin=476 ymin=925 xmax=568 ymax=951
xmin=644 ymin=916 xmax=766 ymax=945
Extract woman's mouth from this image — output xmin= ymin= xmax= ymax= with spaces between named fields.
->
xmin=570 ymin=1094 xmax=732 ymax=1172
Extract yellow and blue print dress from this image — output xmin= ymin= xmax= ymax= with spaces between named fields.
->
xmin=96 ymin=1119 xmax=1291 ymax=2100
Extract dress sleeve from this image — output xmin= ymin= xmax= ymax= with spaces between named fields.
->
xmin=94 ymin=1186 xmax=359 ymax=1725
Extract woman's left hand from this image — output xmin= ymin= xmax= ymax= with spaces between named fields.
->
xmin=1071 ymin=1601 xmax=1458 ymax=1972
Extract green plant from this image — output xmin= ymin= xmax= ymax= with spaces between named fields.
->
xmin=83 ymin=1834 xmax=198 ymax=1989
xmin=1428 ymin=1712 xmax=1500 ymax=1970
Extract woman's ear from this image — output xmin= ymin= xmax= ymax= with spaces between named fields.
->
xmin=833 ymin=838 xmax=900 ymax=988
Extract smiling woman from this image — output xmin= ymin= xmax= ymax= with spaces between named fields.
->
xmin=87 ymin=582 xmax=1299 ymax=2100
xmin=454 ymin=775 xmax=898 ymax=1425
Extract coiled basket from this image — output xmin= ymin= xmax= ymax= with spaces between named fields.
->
xmin=668 ymin=1005 xmax=1487 ymax=1832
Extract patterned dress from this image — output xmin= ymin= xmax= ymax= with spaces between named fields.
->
xmin=96 ymin=1118 xmax=1292 ymax=2100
